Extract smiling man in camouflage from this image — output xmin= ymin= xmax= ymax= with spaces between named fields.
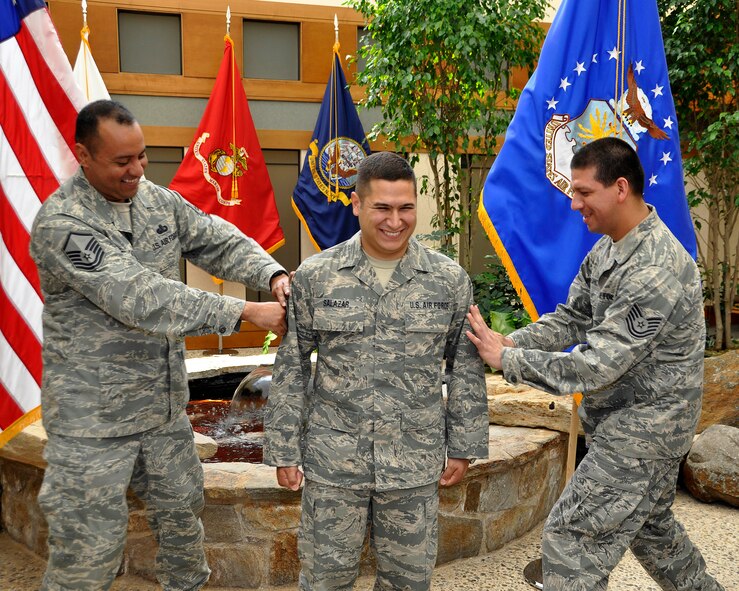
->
xmin=467 ymin=137 xmax=724 ymax=591
xmin=264 ymin=151 xmax=489 ymax=590
xmin=30 ymin=100 xmax=290 ymax=591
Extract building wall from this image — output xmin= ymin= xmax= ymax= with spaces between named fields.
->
xmin=46 ymin=0 xmax=560 ymax=347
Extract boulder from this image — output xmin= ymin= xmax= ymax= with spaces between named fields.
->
xmin=699 ymin=349 xmax=739 ymax=433
xmin=683 ymin=424 xmax=738 ymax=507
xmin=486 ymin=374 xmax=584 ymax=435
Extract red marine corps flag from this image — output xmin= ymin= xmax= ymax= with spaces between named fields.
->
xmin=169 ymin=27 xmax=284 ymax=253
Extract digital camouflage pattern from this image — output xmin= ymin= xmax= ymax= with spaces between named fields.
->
xmin=30 ymin=168 xmax=285 ymax=590
xmin=263 ymin=233 xmax=489 ymax=490
xmin=38 ymin=414 xmax=209 ymax=591
xmin=503 ymin=208 xmax=705 ymax=459
xmin=502 ymin=208 xmax=724 ymax=590
xmin=30 ymin=168 xmax=285 ymax=438
xmin=298 ymin=481 xmax=438 ymax=591
xmin=542 ymin=446 xmax=725 ymax=591
xmin=264 ymin=233 xmax=487 ymax=590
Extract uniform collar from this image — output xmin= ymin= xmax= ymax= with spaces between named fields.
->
xmin=336 ymin=233 xmax=433 ymax=273
xmin=71 ymin=167 xmax=154 ymax=243
xmin=610 ymin=204 xmax=660 ymax=264
xmin=335 ymin=233 xmax=433 ymax=294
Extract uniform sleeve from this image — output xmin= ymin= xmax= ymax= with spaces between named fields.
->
xmin=262 ymin=268 xmax=316 ymax=466
xmin=509 ymin=253 xmax=594 ymax=352
xmin=502 ymin=265 xmax=682 ymax=395
xmin=171 ymin=192 xmax=285 ymax=292
xmin=30 ymin=214 xmax=245 ymax=337
xmin=445 ymin=272 xmax=490 ymax=460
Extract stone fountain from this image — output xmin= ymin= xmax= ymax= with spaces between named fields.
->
xmin=0 ymin=356 xmax=569 ymax=588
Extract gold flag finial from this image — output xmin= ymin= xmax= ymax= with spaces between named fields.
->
xmin=333 ymin=14 xmax=340 ymax=53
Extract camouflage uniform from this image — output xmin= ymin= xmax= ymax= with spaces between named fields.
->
xmin=264 ymin=234 xmax=488 ymax=590
xmin=502 ymin=208 xmax=724 ymax=591
xmin=30 ymin=168 xmax=285 ymax=591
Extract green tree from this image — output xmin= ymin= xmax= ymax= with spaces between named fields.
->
xmin=658 ymin=0 xmax=738 ymax=349
xmin=347 ymin=0 xmax=548 ymax=271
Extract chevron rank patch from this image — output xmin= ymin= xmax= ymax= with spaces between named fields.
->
xmin=625 ymin=303 xmax=662 ymax=339
xmin=64 ymin=232 xmax=104 ymax=271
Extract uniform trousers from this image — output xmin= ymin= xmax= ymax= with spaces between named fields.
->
xmin=38 ymin=412 xmax=210 ymax=591
xmin=298 ymin=480 xmax=439 ymax=591
xmin=542 ymin=444 xmax=725 ymax=591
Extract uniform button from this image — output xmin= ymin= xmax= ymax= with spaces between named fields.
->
xmin=218 ymin=326 xmax=227 ymax=334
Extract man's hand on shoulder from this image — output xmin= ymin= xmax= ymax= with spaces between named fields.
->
xmin=241 ymin=301 xmax=287 ymax=335
xmin=465 ymin=304 xmax=514 ymax=370
xmin=270 ymin=271 xmax=294 ymax=307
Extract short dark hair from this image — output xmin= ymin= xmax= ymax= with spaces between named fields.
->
xmin=75 ymin=100 xmax=137 ymax=154
xmin=570 ymin=137 xmax=644 ymax=196
xmin=355 ymin=152 xmax=416 ymax=197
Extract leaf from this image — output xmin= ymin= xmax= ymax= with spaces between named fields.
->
xmin=261 ymin=331 xmax=278 ymax=355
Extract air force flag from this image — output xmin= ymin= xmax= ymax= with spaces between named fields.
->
xmin=479 ymin=0 xmax=695 ymax=320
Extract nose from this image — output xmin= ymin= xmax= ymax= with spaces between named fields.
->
xmin=570 ymin=194 xmax=582 ymax=211
xmin=386 ymin=209 xmax=402 ymax=228
xmin=131 ymin=156 xmax=147 ymax=177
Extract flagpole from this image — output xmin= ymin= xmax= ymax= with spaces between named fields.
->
xmin=202 ymin=6 xmax=241 ymax=359
xmin=332 ymin=15 xmax=340 ymax=202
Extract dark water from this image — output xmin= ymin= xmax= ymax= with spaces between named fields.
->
xmin=186 ymin=398 xmax=266 ymax=463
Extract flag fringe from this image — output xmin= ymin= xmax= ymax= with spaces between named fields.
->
xmin=477 ymin=190 xmax=540 ymax=322
xmin=0 ymin=405 xmax=42 ymax=449
xmin=264 ymin=237 xmax=286 ymax=255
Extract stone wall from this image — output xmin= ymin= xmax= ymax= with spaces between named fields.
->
xmin=0 ymin=426 xmax=567 ymax=589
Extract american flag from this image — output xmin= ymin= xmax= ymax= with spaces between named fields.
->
xmin=0 ymin=0 xmax=85 ymax=446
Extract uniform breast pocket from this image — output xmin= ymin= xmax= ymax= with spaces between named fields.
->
xmin=312 ymin=302 xmax=365 ymax=354
xmin=404 ymin=310 xmax=452 ymax=361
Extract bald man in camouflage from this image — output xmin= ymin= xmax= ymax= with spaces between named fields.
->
xmin=30 ymin=100 xmax=289 ymax=591
xmin=467 ymin=137 xmax=724 ymax=591
xmin=264 ymin=152 xmax=489 ymax=590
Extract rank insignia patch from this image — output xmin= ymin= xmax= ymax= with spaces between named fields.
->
xmin=64 ymin=233 xmax=104 ymax=271
xmin=625 ymin=303 xmax=662 ymax=339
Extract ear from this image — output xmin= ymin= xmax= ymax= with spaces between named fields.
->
xmin=351 ymin=191 xmax=360 ymax=217
xmin=75 ymin=142 xmax=91 ymax=167
xmin=615 ymin=177 xmax=630 ymax=203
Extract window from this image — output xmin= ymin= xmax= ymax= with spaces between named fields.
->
xmin=143 ymin=146 xmax=184 ymax=187
xmin=243 ymin=20 xmax=300 ymax=81
xmin=356 ymin=26 xmax=373 ymax=75
xmin=119 ymin=12 xmax=182 ymax=75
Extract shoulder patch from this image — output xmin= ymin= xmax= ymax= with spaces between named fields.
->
xmin=625 ymin=303 xmax=662 ymax=339
xmin=64 ymin=233 xmax=104 ymax=271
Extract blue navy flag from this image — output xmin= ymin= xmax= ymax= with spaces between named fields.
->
xmin=292 ymin=50 xmax=370 ymax=251
xmin=479 ymin=0 xmax=695 ymax=320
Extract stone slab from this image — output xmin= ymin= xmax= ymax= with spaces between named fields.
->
xmin=486 ymin=374 xmax=584 ymax=435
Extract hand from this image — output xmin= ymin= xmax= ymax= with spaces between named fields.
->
xmin=276 ymin=466 xmax=303 ymax=491
xmin=440 ymin=457 xmax=470 ymax=487
xmin=465 ymin=304 xmax=514 ymax=370
xmin=242 ymin=301 xmax=287 ymax=335
xmin=270 ymin=272 xmax=294 ymax=307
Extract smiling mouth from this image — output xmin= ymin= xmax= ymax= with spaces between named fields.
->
xmin=381 ymin=229 xmax=403 ymax=238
